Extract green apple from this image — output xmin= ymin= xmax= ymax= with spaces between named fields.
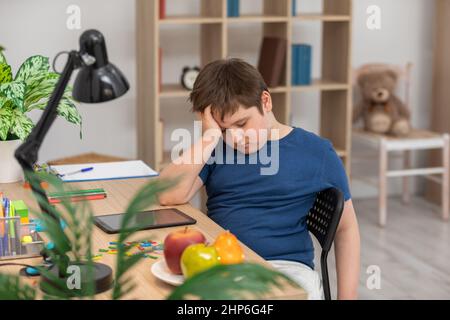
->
xmin=180 ymin=243 xmax=220 ymax=279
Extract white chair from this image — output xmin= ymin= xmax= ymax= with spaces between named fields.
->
xmin=352 ymin=63 xmax=450 ymax=227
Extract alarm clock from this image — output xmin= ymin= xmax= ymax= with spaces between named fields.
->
xmin=181 ymin=66 xmax=200 ymax=91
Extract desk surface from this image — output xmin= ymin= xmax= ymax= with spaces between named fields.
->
xmin=0 ymin=178 xmax=307 ymax=300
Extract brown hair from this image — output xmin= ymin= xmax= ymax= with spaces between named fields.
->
xmin=189 ymin=58 xmax=268 ymax=121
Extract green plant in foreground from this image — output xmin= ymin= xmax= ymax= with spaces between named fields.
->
xmin=0 ymin=172 xmax=300 ymax=300
xmin=0 ymin=51 xmax=82 ymax=141
xmin=168 ymin=263 xmax=299 ymax=300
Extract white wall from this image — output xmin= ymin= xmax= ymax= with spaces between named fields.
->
xmin=0 ymin=0 xmax=136 ymax=162
xmin=1 ymin=0 xmax=435 ymax=199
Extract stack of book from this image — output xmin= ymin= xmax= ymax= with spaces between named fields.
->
xmin=228 ymin=0 xmax=240 ymax=17
xmin=47 ymin=188 xmax=107 ymax=204
xmin=292 ymin=44 xmax=312 ymax=86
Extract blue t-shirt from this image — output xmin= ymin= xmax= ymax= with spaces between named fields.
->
xmin=199 ymin=127 xmax=351 ymax=269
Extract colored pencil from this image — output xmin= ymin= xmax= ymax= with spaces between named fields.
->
xmin=48 ymin=193 xmax=107 ymax=204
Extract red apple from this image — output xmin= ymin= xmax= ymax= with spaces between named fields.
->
xmin=163 ymin=227 xmax=206 ymax=274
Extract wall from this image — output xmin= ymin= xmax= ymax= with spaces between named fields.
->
xmin=1 ymin=0 xmax=435 ymax=198
xmin=0 ymin=0 xmax=136 ymax=162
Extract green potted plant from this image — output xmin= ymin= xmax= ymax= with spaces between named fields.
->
xmin=0 ymin=50 xmax=82 ymax=183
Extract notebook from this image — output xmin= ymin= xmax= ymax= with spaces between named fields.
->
xmin=50 ymin=160 xmax=159 ymax=182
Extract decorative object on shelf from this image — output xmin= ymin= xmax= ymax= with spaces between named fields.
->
xmin=292 ymin=44 xmax=312 ymax=85
xmin=258 ymin=37 xmax=287 ymax=88
xmin=353 ymin=64 xmax=411 ymax=136
xmin=0 ymin=51 xmax=82 ymax=183
xmin=180 ymin=66 xmax=200 ymax=91
xmin=227 ymin=0 xmax=240 ymax=17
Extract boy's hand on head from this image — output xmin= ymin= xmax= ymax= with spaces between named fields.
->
xmin=198 ymin=106 xmax=222 ymax=139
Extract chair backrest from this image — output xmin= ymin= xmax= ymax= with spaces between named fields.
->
xmin=306 ymin=188 xmax=345 ymax=300
xmin=306 ymin=188 xmax=344 ymax=253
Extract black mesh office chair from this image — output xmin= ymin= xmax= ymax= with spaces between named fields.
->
xmin=306 ymin=188 xmax=345 ymax=300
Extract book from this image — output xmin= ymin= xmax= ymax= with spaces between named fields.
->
xmin=292 ymin=0 xmax=297 ymax=16
xmin=292 ymin=44 xmax=312 ymax=85
xmin=257 ymin=37 xmax=287 ymax=88
xmin=227 ymin=0 xmax=239 ymax=17
xmin=159 ymin=0 xmax=165 ymax=19
xmin=292 ymin=45 xmax=299 ymax=85
xmin=50 ymin=160 xmax=159 ymax=182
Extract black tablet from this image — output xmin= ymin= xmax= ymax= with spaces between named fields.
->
xmin=94 ymin=208 xmax=197 ymax=234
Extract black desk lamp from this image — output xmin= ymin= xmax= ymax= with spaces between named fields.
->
xmin=15 ymin=29 xmax=129 ymax=295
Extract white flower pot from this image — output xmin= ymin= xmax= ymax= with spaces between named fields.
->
xmin=0 ymin=139 xmax=24 ymax=183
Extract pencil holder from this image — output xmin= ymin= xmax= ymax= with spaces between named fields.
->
xmin=0 ymin=217 xmax=44 ymax=261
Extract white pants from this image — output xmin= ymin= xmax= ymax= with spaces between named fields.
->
xmin=269 ymin=260 xmax=324 ymax=300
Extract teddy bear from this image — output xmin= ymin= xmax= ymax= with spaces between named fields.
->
xmin=353 ymin=65 xmax=411 ymax=136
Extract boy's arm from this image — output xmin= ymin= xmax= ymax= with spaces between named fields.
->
xmin=158 ymin=106 xmax=221 ymax=205
xmin=334 ymin=199 xmax=361 ymax=300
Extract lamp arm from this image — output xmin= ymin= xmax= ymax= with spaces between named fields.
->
xmin=14 ymin=50 xmax=81 ymax=220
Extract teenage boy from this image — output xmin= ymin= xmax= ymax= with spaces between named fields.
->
xmin=158 ymin=58 xmax=360 ymax=300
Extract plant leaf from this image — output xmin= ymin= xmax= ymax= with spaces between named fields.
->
xmin=9 ymin=109 xmax=33 ymax=140
xmin=56 ymin=98 xmax=82 ymax=125
xmin=26 ymin=96 xmax=82 ymax=137
xmin=0 ymin=51 xmax=6 ymax=65
xmin=15 ymin=55 xmax=50 ymax=87
xmin=168 ymin=263 xmax=300 ymax=300
xmin=0 ymin=81 xmax=25 ymax=111
xmin=0 ymin=63 xmax=12 ymax=84
xmin=0 ymin=274 xmax=37 ymax=300
xmin=24 ymin=74 xmax=81 ymax=124
xmin=0 ymin=103 xmax=13 ymax=140
xmin=23 ymin=73 xmax=59 ymax=108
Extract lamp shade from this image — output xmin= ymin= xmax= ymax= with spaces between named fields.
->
xmin=72 ymin=30 xmax=129 ymax=103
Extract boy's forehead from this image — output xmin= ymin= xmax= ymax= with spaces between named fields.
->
xmin=213 ymin=106 xmax=253 ymax=126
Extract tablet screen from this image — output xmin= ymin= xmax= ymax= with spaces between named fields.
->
xmin=94 ymin=209 xmax=197 ymax=234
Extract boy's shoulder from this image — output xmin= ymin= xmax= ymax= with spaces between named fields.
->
xmin=291 ymin=127 xmax=332 ymax=151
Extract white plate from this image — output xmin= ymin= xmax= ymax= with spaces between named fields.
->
xmin=151 ymin=259 xmax=185 ymax=286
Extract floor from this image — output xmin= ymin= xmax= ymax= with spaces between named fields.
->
xmin=314 ymin=196 xmax=450 ymax=300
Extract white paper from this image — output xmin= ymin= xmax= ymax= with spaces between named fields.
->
xmin=50 ymin=160 xmax=159 ymax=182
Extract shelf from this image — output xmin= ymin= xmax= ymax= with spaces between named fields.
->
xmin=137 ymin=0 xmax=354 ymax=174
xmin=161 ymin=145 xmax=347 ymax=163
xmin=291 ymin=80 xmax=350 ymax=92
xmin=160 ymin=84 xmax=288 ymax=98
xmin=227 ymin=15 xmax=289 ymax=23
xmin=161 ymin=146 xmax=346 ymax=166
xmin=158 ymin=14 xmax=351 ymax=25
xmin=293 ymin=14 xmax=351 ymax=22
xmin=160 ymin=84 xmax=191 ymax=98
xmin=336 ymin=149 xmax=347 ymax=158
xmin=159 ymin=16 xmax=223 ymax=25
xmin=269 ymin=86 xmax=289 ymax=93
